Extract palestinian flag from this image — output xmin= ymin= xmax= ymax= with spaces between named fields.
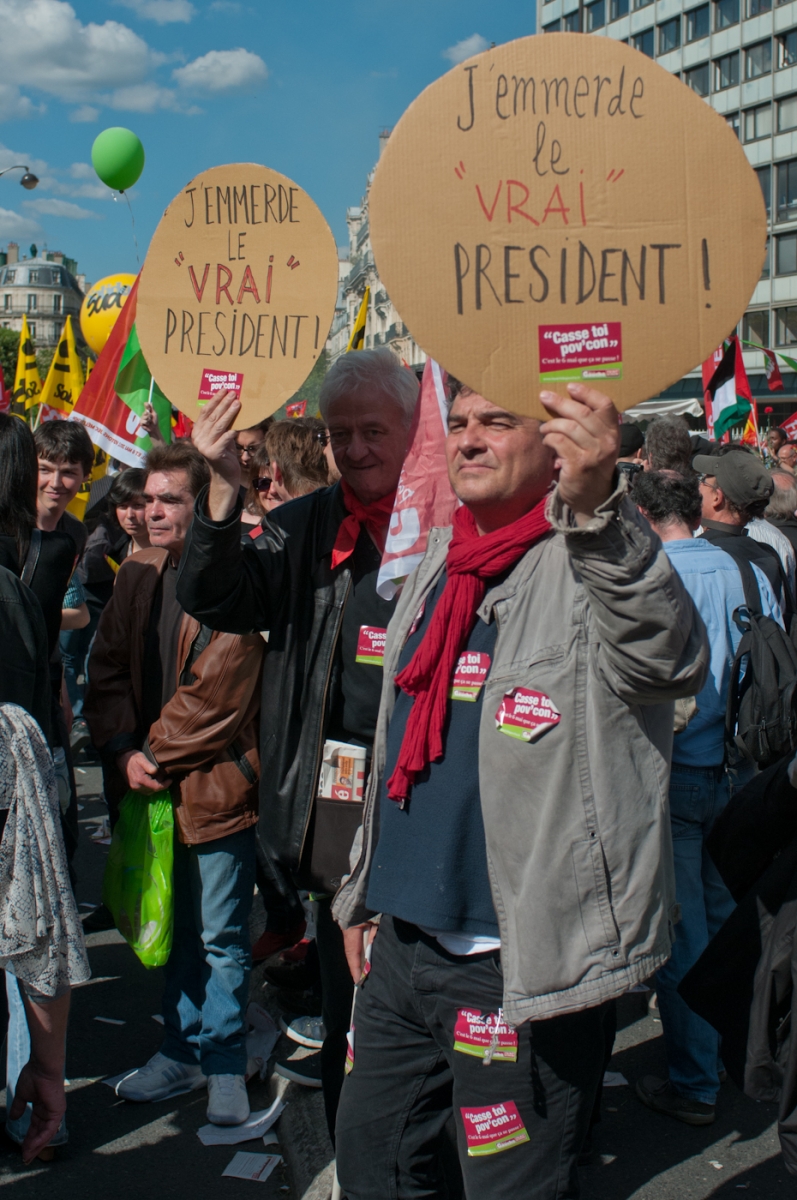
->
xmin=702 ymin=336 xmax=752 ymax=440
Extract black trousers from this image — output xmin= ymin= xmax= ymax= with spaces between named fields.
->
xmin=336 ymin=916 xmax=606 ymax=1200
xmin=313 ymin=897 xmax=354 ymax=1143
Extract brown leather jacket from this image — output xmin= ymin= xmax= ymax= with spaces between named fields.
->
xmin=85 ymin=547 xmax=263 ymax=845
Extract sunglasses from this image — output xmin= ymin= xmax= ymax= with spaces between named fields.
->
xmin=253 ymin=477 xmax=272 ymax=492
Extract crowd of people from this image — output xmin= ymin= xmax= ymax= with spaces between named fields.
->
xmin=2 ymin=348 xmax=797 ymax=1195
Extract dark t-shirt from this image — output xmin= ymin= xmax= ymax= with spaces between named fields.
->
xmin=326 ymin=528 xmax=397 ymax=748
xmin=366 ymin=572 xmax=499 ymax=937
xmin=142 ymin=561 xmax=183 ymax=732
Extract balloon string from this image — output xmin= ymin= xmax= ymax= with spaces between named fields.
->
xmin=122 ymin=191 xmax=140 ymax=267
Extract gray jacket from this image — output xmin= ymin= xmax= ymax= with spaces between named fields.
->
xmin=333 ymin=482 xmax=709 ymax=1026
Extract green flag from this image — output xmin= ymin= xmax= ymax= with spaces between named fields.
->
xmin=115 ymin=324 xmax=172 ymax=447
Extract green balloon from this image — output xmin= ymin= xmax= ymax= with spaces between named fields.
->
xmin=91 ymin=127 xmax=145 ymax=192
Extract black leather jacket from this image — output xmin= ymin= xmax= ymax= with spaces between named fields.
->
xmin=178 ymin=482 xmax=353 ymax=902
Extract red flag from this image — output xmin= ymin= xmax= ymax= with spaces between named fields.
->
xmin=171 ymin=409 xmax=193 ymax=440
xmin=376 ymin=359 xmax=458 ymax=600
xmin=763 ymin=348 xmax=785 ymax=392
xmin=68 ymin=275 xmax=144 ymax=466
xmin=781 ymin=410 xmax=797 ymax=440
xmin=286 ymin=399 xmax=307 ymax=418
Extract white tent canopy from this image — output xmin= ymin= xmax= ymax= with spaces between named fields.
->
xmin=622 ymin=398 xmax=704 ymax=421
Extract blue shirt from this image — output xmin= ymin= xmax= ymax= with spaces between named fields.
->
xmin=366 ymin=572 xmax=499 ymax=937
xmin=664 ymin=538 xmax=780 ymax=767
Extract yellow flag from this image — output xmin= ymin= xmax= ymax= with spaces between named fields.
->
xmin=39 ymin=316 xmax=84 ymax=415
xmin=12 ymin=315 xmax=42 ymax=412
xmin=67 ymin=445 xmax=106 ymax=522
xmin=346 ymin=286 xmax=370 ymax=352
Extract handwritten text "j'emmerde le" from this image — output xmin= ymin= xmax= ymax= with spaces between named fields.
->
xmin=450 ymin=63 xmax=714 ymax=318
xmin=162 ymin=180 xmax=323 ymax=363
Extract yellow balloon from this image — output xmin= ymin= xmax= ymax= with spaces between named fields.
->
xmin=80 ymin=273 xmax=136 ymax=355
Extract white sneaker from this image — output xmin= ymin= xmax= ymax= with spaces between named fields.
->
xmin=280 ymin=1014 xmax=326 ymax=1049
xmin=207 ymin=1074 xmax=250 ymax=1125
xmin=115 ymin=1052 xmax=207 ymax=1101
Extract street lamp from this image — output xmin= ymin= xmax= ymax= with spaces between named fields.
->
xmin=0 ymin=165 xmax=38 ymax=190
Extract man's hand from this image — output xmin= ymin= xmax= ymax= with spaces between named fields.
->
xmin=140 ymin=400 xmax=166 ymax=446
xmin=191 ymin=389 xmax=243 ymax=521
xmin=342 ymin=923 xmax=378 ymax=985
xmin=11 ymin=1060 xmax=66 ymax=1164
xmin=116 ymin=749 xmax=171 ymax=795
xmin=540 ymin=383 xmax=621 ymax=526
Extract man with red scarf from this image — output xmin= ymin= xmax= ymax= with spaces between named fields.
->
xmin=178 ymin=348 xmax=419 ymax=1139
xmin=331 ymin=379 xmax=709 ymax=1199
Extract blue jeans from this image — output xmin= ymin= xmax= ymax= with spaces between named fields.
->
xmin=656 ymin=763 xmax=736 ymax=1105
xmin=160 ymin=827 xmax=256 ymax=1077
xmin=4 ymin=973 xmax=68 ymax=1146
xmin=60 ymin=613 xmax=99 ymax=721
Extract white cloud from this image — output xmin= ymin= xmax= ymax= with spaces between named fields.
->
xmin=23 ymin=197 xmax=102 ymax=219
xmin=0 ymin=84 xmax=45 ymax=121
xmin=69 ymin=105 xmax=99 ymax=123
xmin=0 ymin=144 xmax=110 ymax=203
xmin=209 ymin=0 xmax=241 ymax=10
xmin=115 ymin=0 xmax=195 ymax=24
xmin=0 ymin=206 xmax=44 ymax=240
xmin=173 ymin=48 xmax=267 ymax=92
xmin=443 ymin=34 xmax=489 ymax=65
xmin=0 ymin=0 xmax=153 ymax=102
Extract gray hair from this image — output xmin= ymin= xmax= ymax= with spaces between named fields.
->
xmin=644 ymin=415 xmax=693 ymax=474
xmin=766 ymin=470 xmax=797 ymax=518
xmin=319 ymin=347 xmax=419 ymax=426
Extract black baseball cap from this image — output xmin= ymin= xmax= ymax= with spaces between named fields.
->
xmin=693 ymin=452 xmax=774 ymax=509
xmin=618 ymin=423 xmax=644 ymax=456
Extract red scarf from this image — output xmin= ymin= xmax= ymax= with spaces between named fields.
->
xmin=386 ymin=497 xmax=552 ymax=803
xmin=331 ymin=480 xmax=396 ymax=569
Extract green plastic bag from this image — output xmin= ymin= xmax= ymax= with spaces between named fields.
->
xmin=102 ymin=789 xmax=174 ymax=968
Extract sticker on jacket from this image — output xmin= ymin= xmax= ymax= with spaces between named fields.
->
xmin=449 ymin=653 xmax=491 ymax=702
xmin=355 ymin=625 xmax=387 ymax=665
xmin=460 ymin=1102 xmax=530 ymax=1156
xmin=454 ymin=1009 xmax=517 ymax=1061
xmin=495 ymin=688 xmax=561 ymax=742
xmin=345 ymin=1027 xmax=355 ymax=1075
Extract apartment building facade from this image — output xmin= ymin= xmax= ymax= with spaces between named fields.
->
xmin=537 ymin=0 xmax=797 ymax=416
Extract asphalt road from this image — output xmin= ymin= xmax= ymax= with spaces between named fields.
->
xmin=1 ymin=760 xmax=793 ymax=1199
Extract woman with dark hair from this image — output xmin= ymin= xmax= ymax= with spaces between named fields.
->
xmin=65 ymin=468 xmax=150 ymax=749
xmin=0 ymin=416 xmax=75 ymax=661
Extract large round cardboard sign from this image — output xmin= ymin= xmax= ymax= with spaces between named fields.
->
xmin=369 ymin=34 xmax=767 ymax=417
xmin=136 ymin=164 xmax=339 ymax=427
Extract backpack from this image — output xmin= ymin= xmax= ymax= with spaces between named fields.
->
xmin=725 ymin=557 xmax=797 ymax=768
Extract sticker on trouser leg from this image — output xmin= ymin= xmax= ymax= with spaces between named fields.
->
xmin=453 ymin=1009 xmax=518 ymax=1062
xmin=345 ymin=1027 xmax=355 ymax=1075
xmin=460 ymin=1101 xmax=530 ymax=1156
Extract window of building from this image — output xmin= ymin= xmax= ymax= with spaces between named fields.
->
xmin=778 ymin=158 xmax=797 ymax=219
xmin=543 ymin=18 xmax=561 ymax=32
xmin=748 ymin=0 xmax=772 ymax=14
xmin=746 ymin=39 xmax=772 ymax=80
xmin=777 ymin=232 xmax=797 ymax=274
xmin=715 ymin=0 xmax=739 ymax=29
xmin=777 ymin=31 xmax=797 ymax=68
xmin=757 ymin=164 xmax=772 ymax=214
xmin=636 ymin=0 xmax=654 ymax=8
xmin=779 ymin=94 xmax=797 ymax=131
xmin=745 ymin=102 xmax=772 ymax=140
xmin=633 ymin=27 xmax=655 ymax=56
xmin=776 ymin=306 xmax=797 ymax=344
xmin=27 ymin=294 xmax=36 ymax=312
xmin=715 ymin=51 xmax=740 ymax=89
xmin=686 ymin=5 xmax=710 ymax=40
xmin=585 ymin=0 xmax=606 ymax=30
xmin=28 ymin=323 xmax=35 ymax=338
xmin=564 ymin=11 xmax=581 ymax=30
xmin=53 ymin=294 xmax=61 ymax=313
xmin=726 ymin=111 xmax=741 ymax=136
xmin=685 ymin=62 xmax=711 ymax=94
xmin=743 ymin=310 xmax=770 ymax=344
xmin=2 ymin=295 xmax=10 ymax=311
xmin=28 ymin=270 xmax=39 ymax=285
xmin=762 ymin=236 xmax=771 ymax=278
xmin=611 ymin=0 xmax=630 ymax=18
xmin=1 ymin=270 xmax=14 ymax=285
xmin=659 ymin=17 xmax=681 ymax=53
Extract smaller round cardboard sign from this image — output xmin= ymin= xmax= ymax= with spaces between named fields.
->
xmin=136 ymin=164 xmax=339 ymax=428
xmin=369 ymin=34 xmax=768 ymax=418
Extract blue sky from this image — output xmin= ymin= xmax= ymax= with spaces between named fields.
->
xmin=0 ymin=0 xmax=534 ymax=285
